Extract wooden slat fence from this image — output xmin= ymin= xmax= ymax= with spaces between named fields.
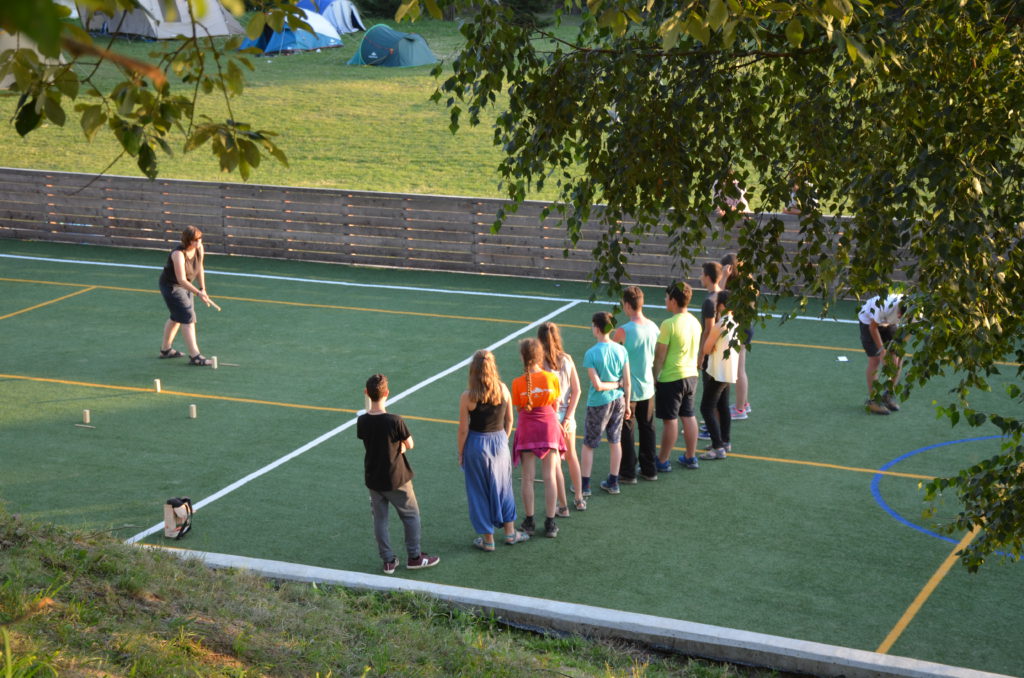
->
xmin=0 ymin=167 xmax=809 ymax=288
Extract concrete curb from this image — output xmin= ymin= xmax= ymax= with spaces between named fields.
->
xmin=147 ymin=546 xmax=1012 ymax=678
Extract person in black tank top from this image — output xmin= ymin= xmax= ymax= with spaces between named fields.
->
xmin=158 ymin=226 xmax=215 ymax=366
xmin=457 ymin=350 xmax=528 ymax=550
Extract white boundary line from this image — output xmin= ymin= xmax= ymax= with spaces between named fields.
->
xmin=125 ymin=299 xmax=583 ymax=544
xmin=0 ymin=252 xmax=858 ymax=323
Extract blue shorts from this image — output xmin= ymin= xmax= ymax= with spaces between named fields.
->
xmin=161 ymin=284 xmax=195 ymax=324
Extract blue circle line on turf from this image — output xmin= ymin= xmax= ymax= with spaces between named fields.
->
xmin=871 ymin=435 xmax=1006 ymax=549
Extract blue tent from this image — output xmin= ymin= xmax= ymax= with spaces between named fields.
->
xmin=240 ymin=9 xmax=342 ymax=55
xmin=347 ymin=24 xmax=436 ymax=67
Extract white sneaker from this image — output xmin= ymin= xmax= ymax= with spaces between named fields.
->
xmin=729 ymin=405 xmax=748 ymax=420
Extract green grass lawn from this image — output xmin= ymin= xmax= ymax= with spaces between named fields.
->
xmin=2 ymin=240 xmax=1022 ymax=676
xmin=0 ymin=15 xmax=557 ymax=198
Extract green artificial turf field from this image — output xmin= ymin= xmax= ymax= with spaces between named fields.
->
xmin=1 ymin=239 xmax=1021 ymax=676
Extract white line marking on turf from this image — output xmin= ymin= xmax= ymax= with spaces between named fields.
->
xmin=0 ymin=253 xmax=586 ymax=304
xmin=0 ymin=253 xmax=859 ymax=323
xmin=124 ymin=299 xmax=583 ymax=544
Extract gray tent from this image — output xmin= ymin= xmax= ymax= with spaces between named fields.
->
xmin=77 ymin=0 xmax=243 ymax=39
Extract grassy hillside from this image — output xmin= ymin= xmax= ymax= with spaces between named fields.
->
xmin=0 ymin=506 xmax=766 ymax=677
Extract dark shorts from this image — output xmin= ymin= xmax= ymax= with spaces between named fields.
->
xmin=583 ymin=399 xmax=625 ymax=449
xmin=161 ymin=284 xmax=195 ymax=324
xmin=655 ymin=377 xmax=698 ymax=420
xmin=859 ymin=321 xmax=896 ymax=357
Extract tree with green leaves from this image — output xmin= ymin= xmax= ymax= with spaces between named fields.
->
xmin=400 ymin=0 xmax=1024 ymax=570
xmin=0 ymin=0 xmax=304 ymax=179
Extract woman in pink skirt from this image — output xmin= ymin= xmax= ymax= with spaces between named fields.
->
xmin=510 ymin=338 xmax=567 ymax=539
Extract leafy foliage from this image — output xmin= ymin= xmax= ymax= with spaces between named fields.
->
xmin=0 ymin=0 xmax=297 ymax=179
xmin=409 ymin=0 xmax=1024 ymax=570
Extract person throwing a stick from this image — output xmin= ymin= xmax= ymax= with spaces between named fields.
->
xmin=158 ymin=225 xmax=217 ymax=366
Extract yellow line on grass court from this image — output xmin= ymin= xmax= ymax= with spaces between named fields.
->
xmin=728 ymin=452 xmax=933 ymax=480
xmin=2 ymin=372 xmax=933 ymax=479
xmin=0 ymin=286 xmax=97 ymax=320
xmin=0 ymin=373 xmax=449 ymax=424
xmin=875 ymin=526 xmax=981 ymax=654
xmin=0 ymin=277 xmax=526 ymax=325
xmin=5 ymin=277 xmax=1023 ymax=367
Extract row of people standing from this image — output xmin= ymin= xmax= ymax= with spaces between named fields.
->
xmin=457 ymin=257 xmax=751 ymax=550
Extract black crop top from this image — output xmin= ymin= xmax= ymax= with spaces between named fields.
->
xmin=469 ymin=400 xmax=507 ymax=433
xmin=158 ymin=246 xmax=200 ymax=288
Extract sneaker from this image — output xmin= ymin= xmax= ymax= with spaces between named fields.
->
xmin=698 ymin=423 xmax=711 ymax=440
xmin=866 ymin=399 xmax=890 ymax=415
xmin=655 ymin=460 xmax=673 ymax=474
xmin=699 ymin=447 xmax=727 ymax=460
xmin=639 ymin=472 xmax=659 ymax=481
xmin=544 ymin=517 xmax=559 ymax=538
xmin=581 ymin=486 xmax=592 ymax=497
xmin=729 ymin=405 xmax=748 ymax=420
xmin=600 ymin=479 xmax=620 ymax=494
xmin=882 ymin=392 xmax=901 ymax=412
xmin=678 ymin=455 xmax=700 ymax=470
xmin=618 ymin=476 xmax=638 ymax=485
xmin=520 ymin=515 xmax=536 ymax=536
xmin=744 ymin=403 xmax=752 ymax=414
xmin=407 ymin=553 xmax=440 ymax=569
xmin=382 ymin=558 xmax=398 ymax=574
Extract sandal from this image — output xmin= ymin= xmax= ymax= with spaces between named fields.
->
xmin=504 ymin=531 xmax=530 ymax=545
xmin=556 ymin=505 xmax=570 ymax=518
xmin=189 ymin=354 xmax=214 ymax=367
xmin=472 ymin=537 xmax=495 ymax=552
xmin=573 ymin=497 xmax=587 ymax=512
xmin=159 ymin=348 xmax=184 ymax=359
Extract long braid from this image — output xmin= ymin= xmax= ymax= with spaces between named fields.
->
xmin=524 ymin=368 xmax=533 ymax=411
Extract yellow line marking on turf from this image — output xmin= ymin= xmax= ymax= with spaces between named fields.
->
xmin=0 ymin=373 xmax=450 ymax=424
xmin=754 ymin=339 xmax=854 ymax=352
xmin=728 ymin=452 xmax=933 ymax=480
xmin=3 ymin=278 xmax=1020 ymax=367
xmin=0 ymin=286 xmax=97 ymax=320
xmin=875 ymin=526 xmax=981 ymax=654
xmin=0 ymin=372 xmax=934 ymax=479
xmin=0 ymin=278 xmax=525 ymax=325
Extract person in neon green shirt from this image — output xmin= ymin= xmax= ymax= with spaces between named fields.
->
xmin=652 ymin=282 xmax=702 ymax=471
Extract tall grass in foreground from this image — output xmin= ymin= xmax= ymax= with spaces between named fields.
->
xmin=0 ymin=507 xmax=769 ymax=677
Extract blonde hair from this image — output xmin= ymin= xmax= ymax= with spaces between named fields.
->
xmin=467 ymin=350 xmax=503 ymax=406
xmin=519 ymin=338 xmax=543 ymax=411
xmin=537 ymin=322 xmax=566 ymax=372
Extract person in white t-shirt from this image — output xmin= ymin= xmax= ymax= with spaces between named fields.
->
xmin=858 ymin=293 xmax=906 ymax=415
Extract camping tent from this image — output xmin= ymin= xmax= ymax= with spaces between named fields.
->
xmin=77 ymin=0 xmax=243 ymax=39
xmin=0 ymin=31 xmax=64 ymax=89
xmin=347 ymin=24 xmax=436 ymax=67
xmin=297 ymin=0 xmax=365 ymax=34
xmin=239 ymin=9 xmax=342 ymax=55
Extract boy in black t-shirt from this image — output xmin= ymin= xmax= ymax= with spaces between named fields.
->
xmin=356 ymin=374 xmax=439 ymax=574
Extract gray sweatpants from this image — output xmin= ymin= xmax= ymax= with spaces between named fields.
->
xmin=369 ymin=481 xmax=421 ymax=562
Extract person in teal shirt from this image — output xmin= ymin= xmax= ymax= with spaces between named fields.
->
xmin=580 ymin=312 xmax=631 ymax=496
xmin=612 ymin=286 xmax=660 ymax=482
xmin=652 ymin=282 xmax=702 ymax=472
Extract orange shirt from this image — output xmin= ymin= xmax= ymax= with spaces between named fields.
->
xmin=511 ymin=370 xmax=561 ymax=410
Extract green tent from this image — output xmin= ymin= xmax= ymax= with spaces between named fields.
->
xmin=347 ymin=24 xmax=437 ymax=67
